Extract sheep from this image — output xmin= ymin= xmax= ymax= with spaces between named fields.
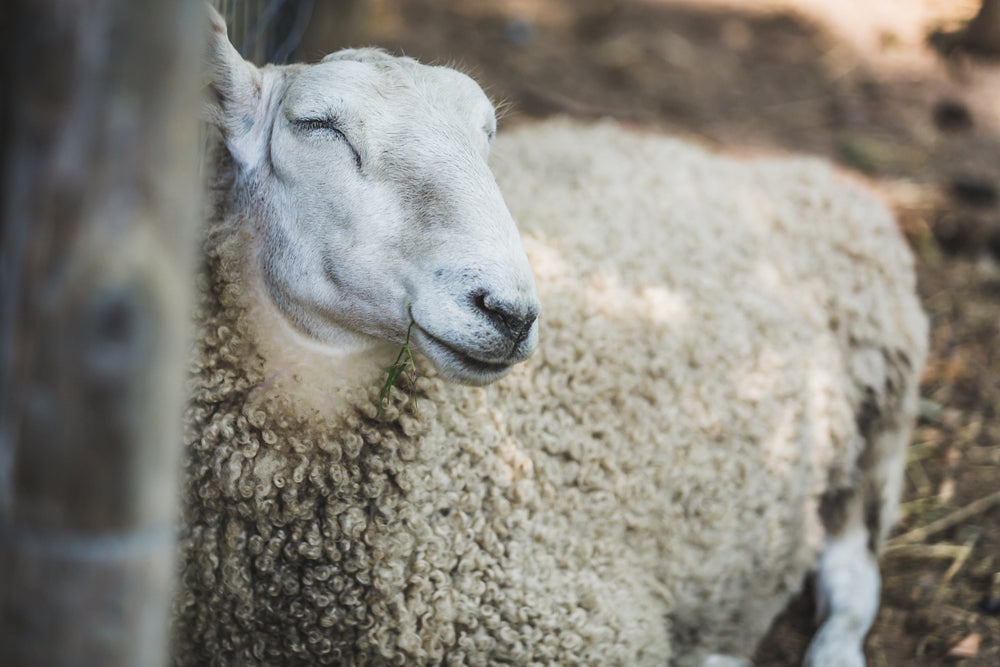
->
xmin=173 ymin=11 xmax=927 ymax=667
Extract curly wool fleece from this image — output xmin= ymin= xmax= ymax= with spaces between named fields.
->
xmin=173 ymin=119 xmax=926 ymax=666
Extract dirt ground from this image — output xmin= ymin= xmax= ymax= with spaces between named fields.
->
xmin=315 ymin=1 xmax=1000 ymax=663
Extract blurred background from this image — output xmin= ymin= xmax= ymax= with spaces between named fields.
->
xmin=3 ymin=1 xmax=999 ymax=665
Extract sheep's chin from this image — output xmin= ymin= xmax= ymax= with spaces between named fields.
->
xmin=411 ymin=328 xmax=516 ymax=387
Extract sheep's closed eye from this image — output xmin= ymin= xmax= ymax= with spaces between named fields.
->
xmin=294 ymin=117 xmax=362 ymax=169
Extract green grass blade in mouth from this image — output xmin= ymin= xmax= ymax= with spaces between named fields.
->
xmin=375 ymin=321 xmax=416 ymax=417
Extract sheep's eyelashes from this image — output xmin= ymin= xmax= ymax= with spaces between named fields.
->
xmin=294 ymin=117 xmax=362 ymax=169
xmin=293 ymin=116 xmax=344 ymax=134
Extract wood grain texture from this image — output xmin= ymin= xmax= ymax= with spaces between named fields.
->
xmin=0 ymin=1 xmax=202 ymax=664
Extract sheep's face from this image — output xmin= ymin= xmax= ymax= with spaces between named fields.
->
xmin=205 ymin=12 xmax=539 ymax=386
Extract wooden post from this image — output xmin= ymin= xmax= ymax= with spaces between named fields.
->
xmin=0 ymin=1 xmax=201 ymax=665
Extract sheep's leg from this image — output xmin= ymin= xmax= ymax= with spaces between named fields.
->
xmin=803 ymin=514 xmax=879 ymax=667
xmin=869 ymin=419 xmax=909 ymax=550
xmin=804 ymin=371 xmax=915 ymax=667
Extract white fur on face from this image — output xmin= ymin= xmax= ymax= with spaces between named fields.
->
xmin=209 ymin=39 xmax=539 ymax=385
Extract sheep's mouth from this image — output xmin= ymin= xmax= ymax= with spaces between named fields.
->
xmin=412 ymin=326 xmax=515 ymax=386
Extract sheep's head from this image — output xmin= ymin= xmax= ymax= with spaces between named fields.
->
xmin=204 ymin=8 xmax=539 ymax=386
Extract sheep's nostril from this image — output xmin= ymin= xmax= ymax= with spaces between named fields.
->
xmin=498 ymin=310 xmax=537 ymax=343
xmin=475 ymin=293 xmax=538 ymax=344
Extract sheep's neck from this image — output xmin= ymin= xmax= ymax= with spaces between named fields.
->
xmin=206 ymin=225 xmax=396 ymax=423
xmin=248 ymin=277 xmax=392 ymax=418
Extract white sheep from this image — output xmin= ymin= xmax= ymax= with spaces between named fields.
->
xmin=173 ymin=11 xmax=927 ymax=666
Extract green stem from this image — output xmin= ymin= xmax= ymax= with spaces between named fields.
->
xmin=376 ymin=321 xmax=416 ymax=416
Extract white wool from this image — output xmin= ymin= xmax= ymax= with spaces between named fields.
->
xmin=176 ymin=38 xmax=926 ymax=664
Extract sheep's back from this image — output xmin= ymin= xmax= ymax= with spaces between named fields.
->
xmin=488 ymin=118 xmax=926 ymax=658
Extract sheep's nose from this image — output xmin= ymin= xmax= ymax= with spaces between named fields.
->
xmin=474 ymin=293 xmax=539 ymax=344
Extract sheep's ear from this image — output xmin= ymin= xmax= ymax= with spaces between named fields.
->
xmin=203 ymin=3 xmax=266 ymax=169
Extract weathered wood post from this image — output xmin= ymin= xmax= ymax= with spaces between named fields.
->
xmin=0 ymin=1 xmax=202 ymax=665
